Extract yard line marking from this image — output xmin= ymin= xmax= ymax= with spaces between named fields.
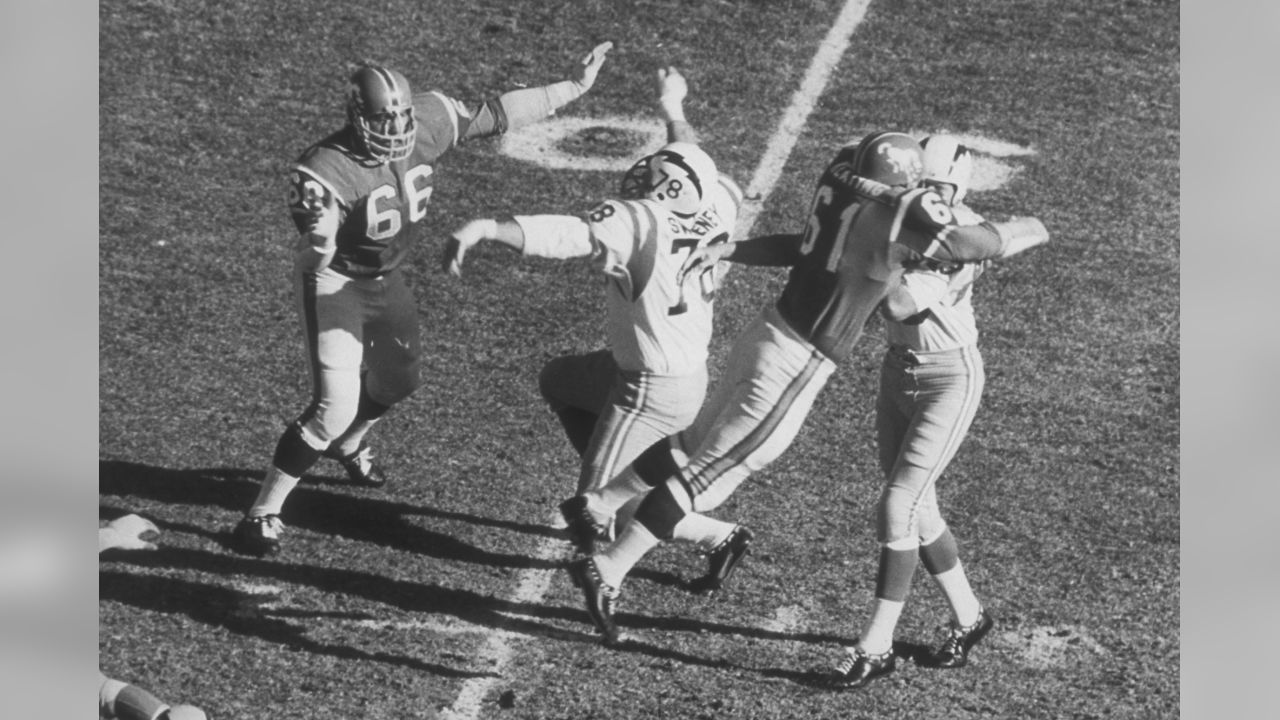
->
xmin=442 ymin=2 xmax=870 ymax=716
xmin=733 ymin=0 xmax=873 ymax=241
xmin=439 ymin=512 xmax=569 ymax=720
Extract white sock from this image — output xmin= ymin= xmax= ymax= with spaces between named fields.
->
xmin=857 ymin=598 xmax=905 ymax=655
xmin=930 ymin=561 xmax=982 ymax=627
xmin=593 ymin=521 xmax=661 ymax=589
xmin=249 ymin=466 xmax=300 ymax=517
xmin=672 ymin=513 xmax=736 ymax=553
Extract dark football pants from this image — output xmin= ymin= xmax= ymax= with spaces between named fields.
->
xmin=292 ymin=265 xmax=422 ymax=449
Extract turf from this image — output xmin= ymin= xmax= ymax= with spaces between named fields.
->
xmin=100 ymin=0 xmax=1178 ymax=717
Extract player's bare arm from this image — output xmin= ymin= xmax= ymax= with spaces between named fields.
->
xmin=657 ymin=66 xmax=698 ymax=144
xmin=677 ymin=232 xmax=801 ymax=286
xmin=488 ymin=41 xmax=613 ymax=131
xmin=444 ymin=215 xmax=595 ymax=276
xmin=443 ymin=218 xmax=524 ymax=276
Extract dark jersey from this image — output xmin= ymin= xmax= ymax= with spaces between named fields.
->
xmin=286 ymin=91 xmax=500 ymax=278
xmin=776 ymin=146 xmax=1007 ymax=363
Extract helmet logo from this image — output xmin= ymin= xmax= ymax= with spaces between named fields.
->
xmin=879 ymin=144 xmax=923 ymax=185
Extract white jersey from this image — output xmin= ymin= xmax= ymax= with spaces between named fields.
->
xmin=518 ymin=177 xmax=742 ymax=375
xmin=883 ymin=203 xmax=984 ymax=352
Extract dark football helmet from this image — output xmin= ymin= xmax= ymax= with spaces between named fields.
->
xmin=347 ymin=66 xmax=416 ymax=163
xmin=851 ymin=131 xmax=925 ymax=188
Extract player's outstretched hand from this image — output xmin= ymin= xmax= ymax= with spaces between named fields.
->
xmin=657 ymin=66 xmax=687 ymax=106
xmin=442 ymin=218 xmax=497 ymax=277
xmin=573 ymin=41 xmax=614 ymax=91
xmin=677 ymin=242 xmax=734 ymax=287
xmin=100 ymin=514 xmax=160 ymax=552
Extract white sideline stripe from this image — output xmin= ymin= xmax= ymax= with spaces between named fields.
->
xmin=443 ymin=3 xmax=870 ymax=717
xmin=733 ymin=0 xmax=873 ymax=241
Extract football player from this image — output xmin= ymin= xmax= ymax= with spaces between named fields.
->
xmin=564 ymin=132 xmax=1050 ymax=646
xmin=830 ymin=134 xmax=999 ymax=690
xmin=100 ymin=515 xmax=208 ymax=719
xmin=231 ymin=43 xmax=614 ymax=557
xmin=444 ymin=68 xmax=752 ymax=590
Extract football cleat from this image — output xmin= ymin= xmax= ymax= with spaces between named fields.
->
xmin=559 ymin=495 xmax=612 ymax=554
xmin=929 ymin=609 xmax=995 ymax=669
xmin=324 ymin=444 xmax=388 ymax=487
xmin=567 ymin=557 xmax=621 ymax=645
xmin=231 ymin=514 xmax=285 ymax=557
xmin=825 ymin=645 xmax=897 ymax=691
xmin=688 ymin=525 xmax=755 ymax=595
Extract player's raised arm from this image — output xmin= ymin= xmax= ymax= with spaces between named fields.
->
xmin=465 ymin=41 xmax=613 ymax=138
xmin=657 ymin=66 xmax=698 ymax=144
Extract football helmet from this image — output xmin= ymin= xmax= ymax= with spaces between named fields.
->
xmin=347 ymin=65 xmax=416 ymax=163
xmin=920 ymin=134 xmax=974 ymax=205
xmin=851 ymin=131 xmax=924 ymax=188
xmin=644 ymin=142 xmax=717 ymax=216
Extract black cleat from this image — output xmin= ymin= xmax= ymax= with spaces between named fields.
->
xmin=825 ymin=646 xmax=897 ymax=690
xmin=324 ymin=444 xmax=387 ymax=488
xmin=688 ymin=525 xmax=754 ymax=595
xmin=929 ymin=609 xmax=995 ymax=669
xmin=231 ymin=514 xmax=284 ymax=557
xmin=559 ymin=495 xmax=611 ymax=554
xmin=567 ymin=557 xmax=621 ymax=645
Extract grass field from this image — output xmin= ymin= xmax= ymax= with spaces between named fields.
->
xmin=99 ymin=0 xmax=1179 ymax=718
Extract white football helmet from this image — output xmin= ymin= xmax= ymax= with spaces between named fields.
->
xmin=919 ymin=134 xmax=973 ymax=205
xmin=645 ymin=142 xmax=717 ymax=216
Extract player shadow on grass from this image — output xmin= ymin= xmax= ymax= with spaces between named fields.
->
xmin=99 ymin=459 xmax=565 ymax=570
xmin=105 ymin=544 xmax=853 ymax=685
xmin=98 ymin=566 xmax=499 ymax=680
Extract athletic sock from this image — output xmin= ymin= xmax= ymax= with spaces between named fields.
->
xmin=857 ymin=598 xmax=905 ymax=656
xmin=249 ymin=466 xmax=300 ymax=517
xmin=672 ymin=512 xmax=736 ymax=553
xmin=919 ymin=527 xmax=981 ymax=626
xmin=857 ymin=541 xmax=918 ymax=654
xmin=929 ymin=561 xmax=982 ymax=627
xmin=594 ymin=521 xmax=661 ymax=589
